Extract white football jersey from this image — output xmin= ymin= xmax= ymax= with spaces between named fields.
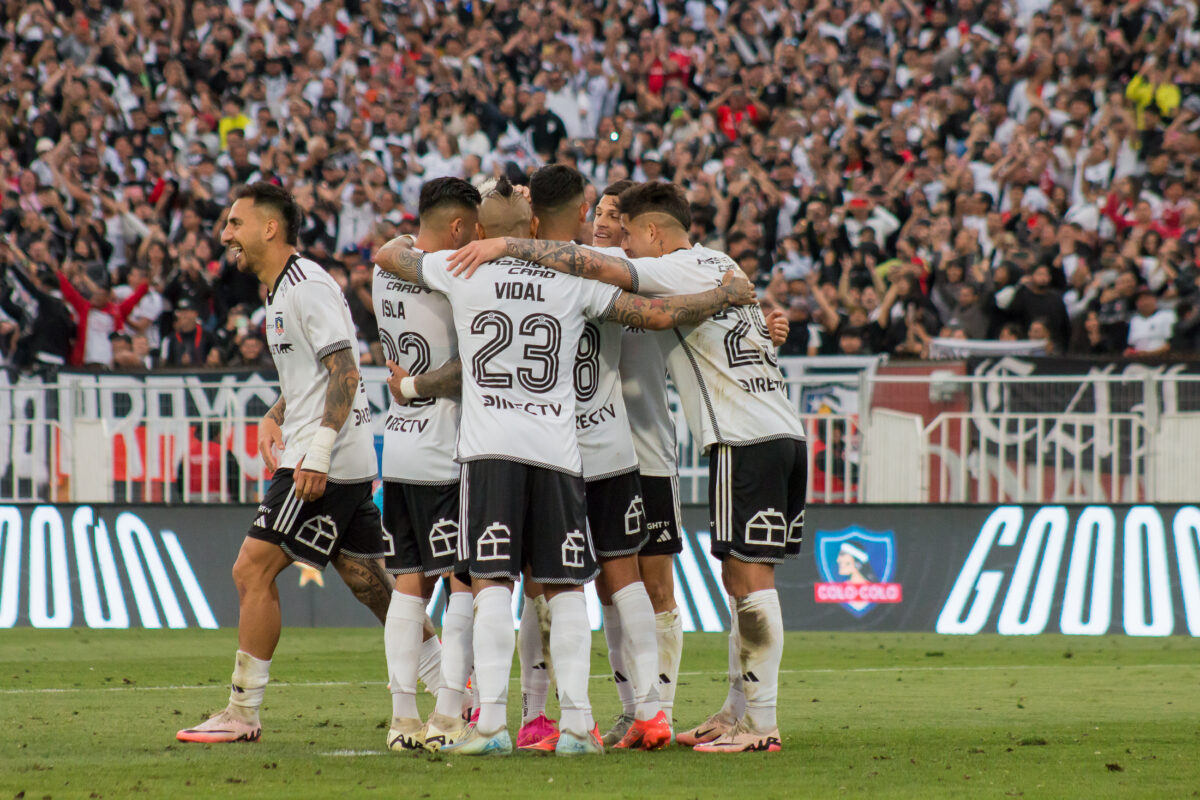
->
xmin=266 ymin=255 xmax=377 ymax=482
xmin=619 ymin=325 xmax=677 ymax=476
xmin=575 ymin=245 xmax=638 ymax=480
xmin=372 ymin=258 xmax=461 ymax=485
xmin=629 ymin=245 xmax=803 ymax=450
xmin=418 ymin=251 xmax=621 ymax=476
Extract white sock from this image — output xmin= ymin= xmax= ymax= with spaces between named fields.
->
xmin=418 ymin=634 xmax=443 ymax=695
xmin=434 ymin=591 xmax=473 ymax=719
xmin=735 ymin=589 xmax=784 ymax=732
xmin=719 ymin=597 xmax=746 ymax=723
xmin=519 ymin=593 xmax=550 ymax=724
xmin=611 ymin=582 xmax=661 ymax=721
xmin=228 ymin=650 xmax=270 ymax=724
xmin=384 ymin=591 xmax=425 ymax=721
xmin=473 ymin=586 xmax=515 ymax=732
xmin=602 ymin=604 xmax=636 ymax=716
xmin=548 ymin=592 xmax=592 ymax=736
xmin=655 ymin=607 xmax=683 ymax=725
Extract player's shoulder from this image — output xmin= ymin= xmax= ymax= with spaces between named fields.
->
xmin=279 ymin=256 xmax=342 ymax=304
xmin=685 ymin=244 xmax=737 ymax=271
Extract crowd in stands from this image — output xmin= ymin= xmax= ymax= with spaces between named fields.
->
xmin=2 ymin=0 xmax=1200 ymax=373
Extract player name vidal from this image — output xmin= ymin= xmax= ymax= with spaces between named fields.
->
xmin=481 ymin=394 xmax=562 ymax=416
xmin=494 ymin=281 xmax=546 ymax=302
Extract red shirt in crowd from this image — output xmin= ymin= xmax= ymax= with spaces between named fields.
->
xmin=57 ymin=273 xmax=149 ymax=366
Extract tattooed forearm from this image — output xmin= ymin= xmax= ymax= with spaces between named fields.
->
xmin=503 ymin=238 xmax=635 ymax=290
xmin=320 ymin=348 xmax=360 ymax=431
xmin=607 ymin=285 xmax=735 ymax=330
xmin=332 ymin=555 xmax=392 ymax=624
xmin=265 ymin=396 xmax=286 ymax=426
xmin=414 ymin=359 xmax=463 ymax=399
xmin=375 ymin=243 xmax=424 ymax=284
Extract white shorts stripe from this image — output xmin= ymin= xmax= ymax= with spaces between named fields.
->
xmin=273 ymin=485 xmax=299 ymax=533
xmin=721 ymin=445 xmax=733 ymax=543
xmin=712 ymin=449 xmax=720 ymax=542
xmin=669 ymin=473 xmax=683 ymax=535
xmin=280 ymin=487 xmax=305 ymax=534
xmin=457 ymin=464 xmax=470 ymax=561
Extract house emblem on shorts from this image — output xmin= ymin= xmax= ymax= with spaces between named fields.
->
xmin=624 ymin=496 xmax=645 ymax=537
xmin=274 ymin=314 xmax=284 ymax=336
xmin=428 ymin=518 xmax=459 ymax=559
xmin=477 ymin=523 xmax=511 ymax=561
xmin=295 ymin=515 xmax=338 ymax=556
xmin=561 ymin=530 xmax=587 ymax=568
xmin=744 ymin=509 xmax=788 ymax=547
xmin=788 ymin=509 xmax=805 ymax=545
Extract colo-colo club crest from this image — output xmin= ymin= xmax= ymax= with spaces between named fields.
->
xmin=814 ymin=527 xmax=902 ymax=617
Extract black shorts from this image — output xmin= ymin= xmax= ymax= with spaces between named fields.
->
xmin=586 ymin=469 xmax=648 ymax=558
xmin=248 ymin=469 xmax=387 ymax=570
xmin=708 ymin=439 xmax=807 ymax=564
xmin=638 ymin=474 xmax=684 ymax=557
xmin=381 ymin=480 xmax=460 ymax=576
xmin=457 ymin=459 xmax=597 ymax=585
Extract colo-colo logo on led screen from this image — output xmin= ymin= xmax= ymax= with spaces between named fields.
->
xmin=0 ymin=505 xmax=216 ymax=629
xmin=938 ymin=505 xmax=1200 ymax=636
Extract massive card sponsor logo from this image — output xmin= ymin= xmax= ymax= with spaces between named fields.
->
xmin=813 ymin=527 xmax=902 ymax=616
xmin=0 ymin=505 xmax=216 ymax=629
xmin=937 ymin=505 xmax=1200 ymax=636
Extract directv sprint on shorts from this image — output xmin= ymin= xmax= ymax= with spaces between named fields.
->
xmin=3 ymin=503 xmax=1200 ymax=637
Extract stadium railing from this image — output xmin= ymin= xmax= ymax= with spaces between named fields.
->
xmin=3 ymin=367 xmax=1199 ymax=505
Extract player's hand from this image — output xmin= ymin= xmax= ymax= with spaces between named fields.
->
xmin=385 ymin=359 xmax=411 ymax=406
xmin=766 ymin=308 xmax=790 ymax=346
xmin=258 ymin=415 xmax=284 ymax=473
xmin=447 ymin=238 xmax=507 ymax=278
xmin=721 ymin=269 xmax=757 ymax=307
xmin=294 ymin=457 xmax=328 ymax=502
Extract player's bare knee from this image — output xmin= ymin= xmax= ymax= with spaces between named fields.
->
xmin=645 ymin=580 xmax=675 ymax=613
xmin=543 ymin=584 xmax=584 ymax=601
xmin=232 ymin=552 xmax=276 ymax=597
xmin=722 ymin=559 xmax=775 ymax=597
xmin=598 ymin=554 xmax=640 ymax=594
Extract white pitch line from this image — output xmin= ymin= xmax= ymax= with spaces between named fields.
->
xmin=1 ymin=663 xmax=1196 ymax=696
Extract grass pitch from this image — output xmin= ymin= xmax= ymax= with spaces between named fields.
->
xmin=2 ymin=629 xmax=1199 ymax=799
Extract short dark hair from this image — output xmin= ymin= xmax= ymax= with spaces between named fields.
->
xmin=618 ymin=182 xmax=691 ymax=230
xmin=232 ymin=181 xmax=301 ymax=245
xmin=602 ymin=179 xmax=635 ymax=199
xmin=418 ymin=177 xmax=481 ymax=219
xmin=529 ymin=164 xmax=587 ymax=216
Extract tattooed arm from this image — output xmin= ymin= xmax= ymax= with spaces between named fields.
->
xmin=294 ymin=347 xmax=359 ymax=501
xmin=415 ymin=359 xmax=462 ymax=399
xmin=373 ymin=236 xmax=424 ymax=284
xmin=447 ymin=237 xmax=636 ymax=290
xmin=605 ymin=270 xmax=756 ymax=330
xmin=319 ymin=347 xmax=360 ymax=431
xmin=385 ymin=358 xmax=463 ymax=405
xmin=258 ymin=397 xmax=285 ymax=472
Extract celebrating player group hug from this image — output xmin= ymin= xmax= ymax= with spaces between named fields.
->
xmin=174 ymin=165 xmax=806 ymax=757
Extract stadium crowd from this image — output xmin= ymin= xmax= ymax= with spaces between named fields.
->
xmin=2 ymin=0 xmax=1200 ymax=372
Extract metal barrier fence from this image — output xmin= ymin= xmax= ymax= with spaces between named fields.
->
xmin=1 ymin=365 xmax=1198 ymax=505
